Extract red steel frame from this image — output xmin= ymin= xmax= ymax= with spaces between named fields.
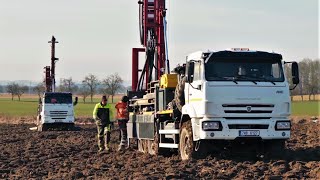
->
xmin=132 ymin=48 xmax=145 ymax=91
xmin=132 ymin=0 xmax=166 ymax=91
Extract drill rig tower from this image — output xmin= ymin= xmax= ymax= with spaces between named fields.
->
xmin=44 ymin=36 xmax=59 ymax=92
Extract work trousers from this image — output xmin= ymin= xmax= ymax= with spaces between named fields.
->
xmin=118 ymin=119 xmax=128 ymax=146
xmin=96 ymin=119 xmax=111 ymax=150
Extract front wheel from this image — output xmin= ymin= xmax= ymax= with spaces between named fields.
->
xmin=179 ymin=121 xmax=208 ymax=160
xmin=38 ymin=123 xmax=48 ymax=132
xmin=179 ymin=121 xmax=194 ymax=160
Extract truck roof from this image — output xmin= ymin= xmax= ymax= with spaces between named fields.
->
xmin=43 ymin=92 xmax=72 ymax=95
xmin=209 ymin=50 xmax=282 ymax=60
xmin=187 ymin=50 xmax=282 ymax=62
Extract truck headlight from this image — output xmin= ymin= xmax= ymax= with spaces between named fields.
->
xmin=275 ymin=121 xmax=291 ymax=130
xmin=202 ymin=121 xmax=222 ymax=131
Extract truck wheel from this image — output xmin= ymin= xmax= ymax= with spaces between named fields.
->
xmin=37 ymin=124 xmax=43 ymax=132
xmin=147 ymin=134 xmax=171 ymax=156
xmin=138 ymin=139 xmax=144 ymax=152
xmin=147 ymin=139 xmax=157 ymax=155
xmin=174 ymin=77 xmax=186 ymax=112
xmin=179 ymin=121 xmax=194 ymax=160
xmin=147 ymin=123 xmax=159 ymax=155
xmin=36 ymin=115 xmax=41 ymax=126
xmin=38 ymin=124 xmax=48 ymax=132
xmin=148 ymin=123 xmax=171 ymax=156
xmin=68 ymin=124 xmax=75 ymax=131
xmin=138 ymin=139 xmax=148 ymax=153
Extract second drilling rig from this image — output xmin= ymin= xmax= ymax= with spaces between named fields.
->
xmin=36 ymin=36 xmax=78 ymax=131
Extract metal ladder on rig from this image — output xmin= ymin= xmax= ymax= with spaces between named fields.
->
xmin=158 ymin=122 xmax=179 ymax=149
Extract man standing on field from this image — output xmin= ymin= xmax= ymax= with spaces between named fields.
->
xmin=115 ymin=96 xmax=129 ymax=151
xmin=93 ymin=95 xmax=113 ymax=152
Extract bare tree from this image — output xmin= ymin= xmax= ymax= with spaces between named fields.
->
xmin=296 ymin=59 xmax=318 ymax=100
xmin=306 ymin=59 xmax=319 ymax=100
xmin=298 ymin=60 xmax=310 ymax=101
xmin=59 ymin=77 xmax=78 ymax=93
xmin=33 ymin=83 xmax=45 ymax=99
xmin=7 ymin=83 xmax=28 ymax=101
xmin=16 ymin=85 xmax=28 ymax=101
xmin=7 ymin=83 xmax=18 ymax=100
xmin=102 ymin=73 xmax=123 ymax=103
xmin=315 ymin=59 xmax=320 ymax=97
xmin=82 ymin=74 xmax=99 ymax=103
xmin=297 ymin=59 xmax=319 ymax=101
xmin=78 ymin=85 xmax=90 ymax=103
xmin=285 ymin=59 xmax=320 ymax=101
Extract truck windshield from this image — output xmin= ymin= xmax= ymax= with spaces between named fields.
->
xmin=44 ymin=94 xmax=72 ymax=104
xmin=205 ymin=58 xmax=284 ymax=82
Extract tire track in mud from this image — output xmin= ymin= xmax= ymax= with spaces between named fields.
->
xmin=0 ymin=120 xmax=319 ymax=179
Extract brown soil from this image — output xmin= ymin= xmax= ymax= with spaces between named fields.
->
xmin=0 ymin=119 xmax=319 ymax=179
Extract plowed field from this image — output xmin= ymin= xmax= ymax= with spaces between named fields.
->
xmin=0 ymin=119 xmax=319 ymax=179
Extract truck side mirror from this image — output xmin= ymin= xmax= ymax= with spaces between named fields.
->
xmin=291 ymin=62 xmax=299 ymax=84
xmin=186 ymin=62 xmax=195 ymax=83
xmin=73 ymin=97 xmax=78 ymax=106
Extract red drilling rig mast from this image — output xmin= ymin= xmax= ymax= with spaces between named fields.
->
xmin=44 ymin=36 xmax=59 ymax=92
xmin=132 ymin=0 xmax=169 ymax=91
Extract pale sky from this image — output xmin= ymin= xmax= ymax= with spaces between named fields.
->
xmin=0 ymin=0 xmax=318 ymax=83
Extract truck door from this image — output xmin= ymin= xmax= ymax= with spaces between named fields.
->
xmin=187 ymin=62 xmax=203 ymax=113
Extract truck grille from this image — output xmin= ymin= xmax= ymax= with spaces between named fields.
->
xmin=49 ymin=111 xmax=68 ymax=119
xmin=224 ymin=117 xmax=271 ymax=120
xmin=222 ymin=104 xmax=274 ymax=107
xmin=228 ymin=124 xmax=269 ymax=129
xmin=224 ymin=110 xmax=272 ymax=113
xmin=222 ymin=104 xmax=274 ymax=114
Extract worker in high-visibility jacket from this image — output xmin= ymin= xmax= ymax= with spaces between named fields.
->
xmin=115 ymin=96 xmax=129 ymax=151
xmin=93 ymin=95 xmax=113 ymax=152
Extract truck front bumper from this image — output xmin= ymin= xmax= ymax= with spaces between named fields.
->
xmin=42 ymin=116 xmax=75 ymax=124
xmin=198 ymin=117 xmax=291 ymax=140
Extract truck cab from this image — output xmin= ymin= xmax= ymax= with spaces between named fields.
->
xmin=178 ymin=49 xmax=299 ymax=159
xmin=37 ymin=92 xmax=78 ymax=131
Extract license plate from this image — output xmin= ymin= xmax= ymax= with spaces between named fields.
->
xmin=239 ymin=130 xmax=260 ymax=136
xmin=55 ymin=119 xmax=62 ymax=123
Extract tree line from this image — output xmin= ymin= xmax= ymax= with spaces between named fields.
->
xmin=2 ymin=73 xmax=125 ymax=103
xmin=285 ymin=58 xmax=320 ymax=101
xmin=1 ymin=58 xmax=319 ymax=102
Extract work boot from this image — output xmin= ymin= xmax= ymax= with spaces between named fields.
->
xmin=98 ymin=136 xmax=104 ymax=152
xmin=105 ymin=143 xmax=110 ymax=152
xmin=98 ymin=147 xmax=105 ymax=153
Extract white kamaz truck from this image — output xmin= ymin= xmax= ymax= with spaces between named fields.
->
xmin=127 ymin=48 xmax=299 ymax=160
xmin=36 ymin=92 xmax=78 ymax=131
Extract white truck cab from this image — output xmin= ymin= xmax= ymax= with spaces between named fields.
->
xmin=178 ymin=49 xmax=299 ymax=159
xmin=37 ymin=92 xmax=78 ymax=131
